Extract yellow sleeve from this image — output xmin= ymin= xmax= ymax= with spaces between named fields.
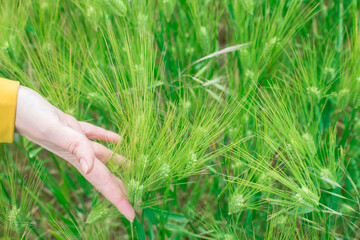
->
xmin=0 ymin=78 xmax=20 ymax=143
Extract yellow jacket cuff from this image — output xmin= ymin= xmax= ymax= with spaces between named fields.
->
xmin=0 ymin=78 xmax=20 ymax=143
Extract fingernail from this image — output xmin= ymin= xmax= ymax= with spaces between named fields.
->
xmin=80 ymin=158 xmax=89 ymax=174
xmin=123 ymin=206 xmax=135 ymax=222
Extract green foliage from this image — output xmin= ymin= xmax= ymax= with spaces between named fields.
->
xmin=1 ymin=0 xmax=360 ymax=239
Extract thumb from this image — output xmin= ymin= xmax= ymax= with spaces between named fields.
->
xmin=56 ymin=127 xmax=96 ymax=174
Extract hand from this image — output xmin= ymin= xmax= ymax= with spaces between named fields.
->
xmin=14 ymin=86 xmax=135 ymax=222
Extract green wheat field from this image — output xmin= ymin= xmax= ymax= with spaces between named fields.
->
xmin=1 ymin=0 xmax=360 ymax=239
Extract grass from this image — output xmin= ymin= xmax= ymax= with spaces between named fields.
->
xmin=1 ymin=0 xmax=360 ymax=239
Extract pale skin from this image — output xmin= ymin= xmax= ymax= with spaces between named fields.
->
xmin=14 ymin=86 xmax=135 ymax=222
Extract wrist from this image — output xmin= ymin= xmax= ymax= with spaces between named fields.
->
xmin=14 ymin=86 xmax=60 ymax=141
xmin=15 ymin=86 xmax=27 ymax=135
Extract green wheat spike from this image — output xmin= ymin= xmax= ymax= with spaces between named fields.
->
xmin=216 ymin=233 xmax=236 ymax=240
xmin=186 ymin=151 xmax=198 ymax=169
xmin=103 ymin=0 xmax=127 ymax=16
xmin=241 ymin=0 xmax=254 ymax=15
xmin=127 ymin=179 xmax=144 ymax=205
xmin=285 ymin=142 xmax=299 ymax=159
xmin=162 ymin=0 xmax=176 ymax=21
xmin=275 ymin=215 xmax=288 ymax=228
xmin=294 ymin=187 xmax=319 ymax=209
xmin=302 ymin=133 xmax=316 ymax=157
xmin=324 ymin=67 xmax=335 ymax=80
xmin=337 ymin=88 xmax=350 ymax=110
xmin=228 ymin=193 xmax=245 ymax=215
xmin=8 ymin=205 xmax=27 ymax=234
xmin=199 ymin=26 xmax=210 ymax=51
xmin=306 ymin=86 xmax=321 ymax=104
xmin=153 ymin=162 xmax=170 ymax=189
xmin=263 ymin=37 xmax=279 ymax=60
xmin=86 ymin=6 xmax=100 ymax=29
xmin=239 ymin=48 xmax=251 ymax=67
xmin=320 ymin=168 xmax=339 ymax=189
xmin=258 ymin=172 xmax=273 ymax=186
xmin=86 ymin=201 xmax=111 ymax=224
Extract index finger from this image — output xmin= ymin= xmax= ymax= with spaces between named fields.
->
xmin=79 ymin=121 xmax=122 ymax=143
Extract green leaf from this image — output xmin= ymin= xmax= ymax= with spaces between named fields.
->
xmin=134 ymin=217 xmax=146 ymax=240
xmin=29 ymin=147 xmax=43 ymax=159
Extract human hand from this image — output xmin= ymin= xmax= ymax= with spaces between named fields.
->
xmin=14 ymin=86 xmax=135 ymax=222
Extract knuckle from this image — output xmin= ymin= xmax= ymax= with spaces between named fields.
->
xmin=66 ymin=140 xmax=81 ymax=156
xmin=114 ymin=196 xmax=127 ymax=207
xmin=95 ymin=150 xmax=106 ymax=161
xmin=63 ymin=115 xmax=79 ymax=128
xmin=68 ymin=117 xmax=79 ymax=127
xmin=65 ymin=135 xmax=89 ymax=156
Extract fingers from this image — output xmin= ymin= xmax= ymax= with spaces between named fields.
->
xmin=115 ymin=177 xmax=141 ymax=205
xmin=79 ymin=121 xmax=122 ymax=143
xmin=54 ymin=126 xmax=95 ymax=174
xmin=116 ymin=177 xmax=128 ymax=197
xmin=76 ymin=158 xmax=135 ymax=222
xmin=91 ymin=142 xmax=127 ymax=165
